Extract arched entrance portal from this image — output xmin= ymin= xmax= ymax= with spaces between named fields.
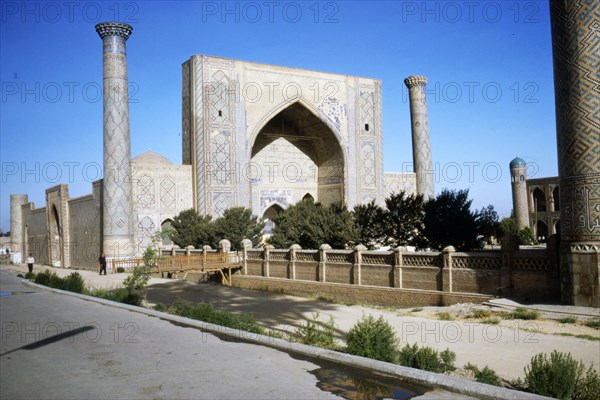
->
xmin=251 ymin=102 xmax=344 ymax=216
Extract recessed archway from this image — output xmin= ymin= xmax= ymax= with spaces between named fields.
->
xmin=532 ymin=188 xmax=546 ymax=212
xmin=251 ymin=102 xmax=344 ymax=216
xmin=536 ymin=220 xmax=548 ymax=242
xmin=161 ymin=219 xmax=173 ymax=246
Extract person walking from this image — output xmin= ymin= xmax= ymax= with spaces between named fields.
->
xmin=98 ymin=252 xmax=107 ymax=275
xmin=26 ymin=253 xmax=34 ymax=273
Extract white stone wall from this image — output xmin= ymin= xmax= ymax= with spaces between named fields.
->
xmin=183 ymin=55 xmax=385 ymax=218
xmin=131 ymin=152 xmax=193 ymax=254
xmin=384 ymin=172 xmax=417 ymax=198
xmin=68 ymin=181 xmax=102 ymax=269
xmin=22 ymin=204 xmax=49 ymax=266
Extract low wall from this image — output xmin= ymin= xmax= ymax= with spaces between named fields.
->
xmin=231 ymin=275 xmax=494 ymax=307
xmin=238 ymin=240 xmax=561 ymax=303
xmin=160 ymin=237 xmax=561 ymax=305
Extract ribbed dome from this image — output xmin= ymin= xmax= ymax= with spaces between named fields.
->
xmin=132 ymin=151 xmax=174 ymax=165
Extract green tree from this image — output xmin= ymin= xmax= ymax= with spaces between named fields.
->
xmin=518 ymin=226 xmax=538 ymax=245
xmin=170 ymin=209 xmax=214 ymax=248
xmin=499 ymin=216 xmax=518 ymax=238
xmin=213 ymin=207 xmax=264 ymax=250
xmin=270 ymin=199 xmax=327 ymax=249
xmin=384 ymin=191 xmax=426 ymax=248
xmin=270 ymin=199 xmax=358 ymax=249
xmin=423 ymin=189 xmax=478 ymax=251
xmin=323 ymin=203 xmax=360 ymax=249
xmin=353 ymin=201 xmax=386 ymax=249
xmin=476 ymin=204 xmax=500 ymax=244
xmin=499 ymin=217 xmax=538 ymax=246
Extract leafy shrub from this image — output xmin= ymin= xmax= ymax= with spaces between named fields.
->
xmin=87 ymin=287 xmax=133 ymax=303
xmin=574 ymin=364 xmax=600 ymax=400
xmin=511 ymin=307 xmax=540 ymax=320
xmin=23 ymin=272 xmax=34 ymax=280
xmin=397 ymin=343 xmax=456 ymax=373
xmin=33 ymin=270 xmax=86 ymax=294
xmin=482 ymin=317 xmax=501 ymax=325
xmin=436 ymin=311 xmax=454 ymax=321
xmin=33 ymin=269 xmax=53 ymax=286
xmin=63 ymin=272 xmax=85 ymax=293
xmin=522 ymin=350 xmax=600 ymax=400
xmin=48 ymin=273 xmax=64 ymax=289
xmin=116 ymin=267 xmax=125 ymax=273
xmin=168 ymin=299 xmax=264 ymax=334
xmin=584 ymin=318 xmax=600 ymax=329
xmin=464 ymin=363 xmax=502 ymax=386
xmin=559 ymin=316 xmax=578 ymax=324
xmin=346 ymin=315 xmax=397 ymax=362
xmin=468 ymin=308 xmax=493 ymax=319
xmin=295 ymin=313 xmax=336 ymax=348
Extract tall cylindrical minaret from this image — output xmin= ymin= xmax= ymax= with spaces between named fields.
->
xmin=509 ymin=158 xmax=528 ymax=230
xmin=96 ymin=22 xmax=134 ymax=258
xmin=404 ymin=75 xmax=434 ymax=199
xmin=550 ymin=1 xmax=599 ymax=306
xmin=10 ymin=194 xmax=28 ymax=254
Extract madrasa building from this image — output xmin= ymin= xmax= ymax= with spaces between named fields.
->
xmin=9 ymin=22 xmax=434 ymax=268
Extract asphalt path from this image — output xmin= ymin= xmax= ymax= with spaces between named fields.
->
xmin=0 ymin=270 xmax=342 ymax=399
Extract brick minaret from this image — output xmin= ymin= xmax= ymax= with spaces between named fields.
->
xmin=404 ymin=75 xmax=435 ymax=199
xmin=96 ymin=22 xmax=134 ymax=258
xmin=510 ymin=158 xmax=529 ymax=230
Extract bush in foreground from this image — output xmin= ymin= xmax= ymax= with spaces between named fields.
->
xmin=346 ymin=315 xmax=397 ymax=362
xmin=464 ymin=363 xmax=502 ymax=386
xmin=519 ymin=350 xmax=600 ymax=400
xmin=32 ymin=269 xmax=85 ymax=294
xmin=295 ymin=313 xmax=336 ymax=349
xmin=397 ymin=343 xmax=456 ymax=373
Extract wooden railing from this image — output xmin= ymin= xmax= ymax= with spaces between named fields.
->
xmin=111 ymin=253 xmax=241 ymax=285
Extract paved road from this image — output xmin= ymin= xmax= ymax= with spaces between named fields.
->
xmin=2 ymin=263 xmax=599 ymax=383
xmin=0 ymin=270 xmax=344 ymax=399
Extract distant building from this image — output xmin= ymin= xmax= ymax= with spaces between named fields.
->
xmin=510 ymin=157 xmax=560 ymax=241
xmin=9 ymin=22 xmax=433 ymax=268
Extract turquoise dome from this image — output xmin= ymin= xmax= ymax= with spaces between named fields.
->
xmin=510 ymin=157 xmax=527 ymax=168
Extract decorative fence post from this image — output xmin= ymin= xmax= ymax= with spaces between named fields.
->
xmin=241 ymin=239 xmax=252 ymax=275
xmin=442 ymin=246 xmax=455 ymax=292
xmin=319 ymin=244 xmax=331 ymax=282
xmin=202 ymin=245 xmax=211 ymax=268
xmin=219 ymin=239 xmax=231 ymax=253
xmin=289 ymin=244 xmax=301 ymax=280
xmin=264 ymin=244 xmax=273 ymax=277
xmin=171 ymin=245 xmax=178 ymax=256
xmin=353 ymin=245 xmax=366 ymax=285
xmin=394 ymin=246 xmax=405 ymax=288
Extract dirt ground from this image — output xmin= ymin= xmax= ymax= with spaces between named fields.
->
xmin=3 ymin=263 xmax=599 ymax=383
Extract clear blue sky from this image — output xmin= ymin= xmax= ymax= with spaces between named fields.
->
xmin=0 ymin=0 xmax=558 ymax=232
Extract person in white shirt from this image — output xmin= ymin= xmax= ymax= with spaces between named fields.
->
xmin=26 ymin=254 xmax=34 ymax=273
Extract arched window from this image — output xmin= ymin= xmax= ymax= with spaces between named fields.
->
xmin=302 ymin=193 xmax=314 ymax=202
xmin=532 ymin=188 xmax=546 ymax=212
xmin=161 ymin=219 xmax=173 ymax=246
xmin=552 ymin=186 xmax=560 ymax=211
